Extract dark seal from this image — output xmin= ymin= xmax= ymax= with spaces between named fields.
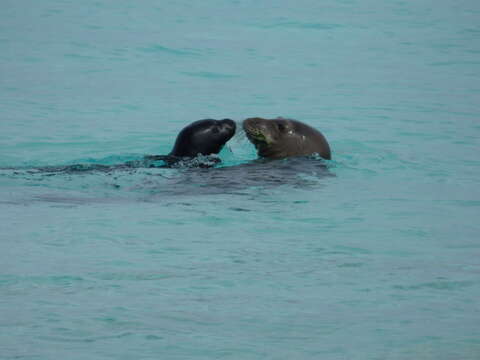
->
xmin=170 ymin=118 xmax=236 ymax=157
xmin=19 ymin=119 xmax=236 ymax=174
xmin=243 ymin=117 xmax=331 ymax=160
xmin=145 ymin=118 xmax=236 ymax=166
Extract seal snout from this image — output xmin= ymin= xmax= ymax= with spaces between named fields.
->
xmin=243 ymin=117 xmax=271 ymax=143
xmin=243 ymin=117 xmax=264 ymax=129
xmin=219 ymin=118 xmax=236 ymax=134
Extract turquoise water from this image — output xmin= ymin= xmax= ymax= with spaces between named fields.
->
xmin=1 ymin=0 xmax=480 ymax=359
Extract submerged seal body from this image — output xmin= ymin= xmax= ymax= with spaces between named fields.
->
xmin=243 ymin=117 xmax=331 ymax=160
xmin=145 ymin=118 xmax=236 ymax=167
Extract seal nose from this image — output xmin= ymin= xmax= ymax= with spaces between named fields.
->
xmin=244 ymin=117 xmax=264 ymax=128
xmin=220 ymin=119 xmax=236 ymax=133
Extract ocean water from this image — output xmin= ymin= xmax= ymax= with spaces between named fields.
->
xmin=1 ymin=0 xmax=480 ymax=359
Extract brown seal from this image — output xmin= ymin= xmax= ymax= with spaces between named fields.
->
xmin=243 ymin=117 xmax=331 ymax=160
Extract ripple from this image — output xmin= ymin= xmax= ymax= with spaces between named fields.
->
xmin=181 ymin=71 xmax=240 ymax=79
xmin=393 ymin=280 xmax=475 ymax=291
xmin=258 ymin=21 xmax=342 ymax=30
xmin=90 ymin=272 xmax=173 ymax=281
xmin=39 ymin=332 xmax=133 ymax=343
xmin=139 ymin=44 xmax=198 ymax=56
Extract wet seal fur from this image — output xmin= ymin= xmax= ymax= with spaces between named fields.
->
xmin=243 ymin=117 xmax=331 ymax=160
xmin=145 ymin=118 xmax=236 ymax=167
xmin=26 ymin=119 xmax=237 ymax=173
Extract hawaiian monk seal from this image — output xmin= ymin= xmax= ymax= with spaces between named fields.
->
xmin=145 ymin=118 xmax=236 ymax=167
xmin=243 ymin=117 xmax=331 ymax=160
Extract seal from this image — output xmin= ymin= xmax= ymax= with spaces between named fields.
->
xmin=25 ymin=119 xmax=236 ymax=174
xmin=243 ymin=117 xmax=331 ymax=160
xmin=145 ymin=118 xmax=236 ymax=166
xmin=169 ymin=118 xmax=236 ymax=157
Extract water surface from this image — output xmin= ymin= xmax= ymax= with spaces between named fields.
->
xmin=1 ymin=0 xmax=480 ymax=359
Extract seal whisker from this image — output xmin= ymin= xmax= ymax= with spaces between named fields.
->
xmin=231 ymin=123 xmax=249 ymax=144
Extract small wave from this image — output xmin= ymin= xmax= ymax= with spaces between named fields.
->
xmin=258 ymin=21 xmax=342 ymax=30
xmin=181 ymin=71 xmax=240 ymax=79
xmin=393 ymin=280 xmax=475 ymax=291
xmin=139 ymin=44 xmax=199 ymax=56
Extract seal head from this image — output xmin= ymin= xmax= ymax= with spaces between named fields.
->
xmin=243 ymin=117 xmax=331 ymax=160
xmin=170 ymin=118 xmax=236 ymax=157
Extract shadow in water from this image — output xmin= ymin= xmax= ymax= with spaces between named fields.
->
xmin=167 ymin=157 xmax=334 ymax=196
xmin=0 ymin=156 xmax=334 ymax=204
